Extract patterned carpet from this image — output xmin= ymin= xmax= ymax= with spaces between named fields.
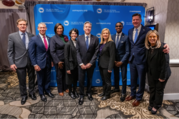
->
xmin=0 ymin=71 xmax=178 ymax=119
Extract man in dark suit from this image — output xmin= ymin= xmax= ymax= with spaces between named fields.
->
xmin=76 ymin=21 xmax=99 ymax=105
xmin=126 ymin=13 xmax=170 ymax=107
xmin=111 ymin=22 xmax=130 ymax=102
xmin=7 ymin=19 xmax=36 ymax=105
xmin=28 ymin=23 xmax=54 ymax=102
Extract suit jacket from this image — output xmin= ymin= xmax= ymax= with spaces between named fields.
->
xmin=64 ymin=40 xmax=78 ymax=71
xmin=28 ymin=34 xmax=51 ymax=69
xmin=128 ymin=25 xmax=151 ymax=64
xmin=76 ymin=34 xmax=99 ymax=66
xmin=7 ymin=31 xmax=34 ymax=68
xmin=112 ymin=33 xmax=130 ymax=64
xmin=146 ymin=43 xmax=171 ymax=80
xmin=50 ymin=34 xmax=68 ymax=64
xmin=98 ymin=41 xmax=115 ymax=71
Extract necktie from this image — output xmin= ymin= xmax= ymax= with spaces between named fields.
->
xmin=43 ymin=36 xmax=48 ymax=51
xmin=86 ymin=36 xmax=89 ymax=50
xmin=134 ymin=28 xmax=138 ymax=43
xmin=116 ymin=34 xmax=119 ymax=48
xmin=22 ymin=33 xmax=26 ymax=48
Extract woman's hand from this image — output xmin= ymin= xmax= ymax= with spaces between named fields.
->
xmin=159 ymin=78 xmax=165 ymax=82
xmin=58 ymin=62 xmax=64 ymax=69
xmin=67 ymin=70 xmax=71 ymax=74
xmin=108 ymin=70 xmax=112 ymax=73
xmin=163 ymin=44 xmax=170 ymax=54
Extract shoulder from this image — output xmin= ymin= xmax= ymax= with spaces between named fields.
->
xmin=108 ymin=41 xmax=115 ymax=46
xmin=31 ymin=35 xmax=38 ymax=40
xmin=27 ymin=32 xmax=34 ymax=37
xmin=9 ymin=32 xmax=18 ymax=38
xmin=122 ymin=33 xmax=128 ymax=39
xmin=91 ymin=35 xmax=98 ymax=39
xmin=128 ymin=28 xmax=134 ymax=33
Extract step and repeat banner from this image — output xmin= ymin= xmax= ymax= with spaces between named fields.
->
xmin=34 ymin=4 xmax=145 ymax=87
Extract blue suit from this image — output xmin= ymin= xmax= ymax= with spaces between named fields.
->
xmin=28 ymin=34 xmax=51 ymax=95
xmin=128 ymin=25 xmax=151 ymax=100
xmin=112 ymin=33 xmax=130 ymax=94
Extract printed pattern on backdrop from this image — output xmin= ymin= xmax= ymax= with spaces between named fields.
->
xmin=34 ymin=4 xmax=145 ymax=86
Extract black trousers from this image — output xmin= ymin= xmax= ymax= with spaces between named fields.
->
xmin=114 ymin=63 xmax=127 ymax=94
xmin=148 ymin=74 xmax=168 ymax=109
xmin=16 ymin=59 xmax=35 ymax=98
xmin=55 ymin=64 xmax=67 ymax=93
xmin=68 ymin=67 xmax=78 ymax=93
xmin=78 ymin=66 xmax=95 ymax=97
xmin=99 ymin=67 xmax=111 ymax=96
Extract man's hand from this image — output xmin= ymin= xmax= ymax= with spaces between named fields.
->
xmin=159 ymin=78 xmax=165 ymax=82
xmin=115 ymin=61 xmax=123 ymax=67
xmin=67 ymin=70 xmax=71 ymax=74
xmin=108 ymin=70 xmax=112 ymax=73
xmin=86 ymin=63 xmax=92 ymax=69
xmin=163 ymin=44 xmax=170 ymax=54
xmin=34 ymin=65 xmax=41 ymax=71
xmin=51 ymin=62 xmax=54 ymax=67
xmin=81 ymin=64 xmax=86 ymax=70
xmin=10 ymin=64 xmax=17 ymax=71
xmin=58 ymin=62 xmax=64 ymax=69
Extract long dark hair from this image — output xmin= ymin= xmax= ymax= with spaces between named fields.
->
xmin=54 ymin=23 xmax=64 ymax=34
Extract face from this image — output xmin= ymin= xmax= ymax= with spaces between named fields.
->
xmin=132 ymin=16 xmax=142 ymax=28
xmin=102 ymin=30 xmax=109 ymax=40
xmin=115 ymin=23 xmax=123 ymax=33
xmin=70 ymin=31 xmax=78 ymax=40
xmin=38 ymin=24 xmax=47 ymax=35
xmin=83 ymin=23 xmax=91 ymax=35
xmin=56 ymin=25 xmax=63 ymax=35
xmin=148 ymin=32 xmax=158 ymax=45
xmin=17 ymin=21 xmax=27 ymax=32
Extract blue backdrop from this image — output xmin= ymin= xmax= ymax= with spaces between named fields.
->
xmin=34 ymin=4 xmax=145 ymax=87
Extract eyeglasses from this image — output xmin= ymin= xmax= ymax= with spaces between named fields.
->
xmin=115 ymin=25 xmax=122 ymax=27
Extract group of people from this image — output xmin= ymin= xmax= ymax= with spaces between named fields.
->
xmin=7 ymin=13 xmax=171 ymax=114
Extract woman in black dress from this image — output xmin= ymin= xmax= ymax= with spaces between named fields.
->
xmin=50 ymin=23 xmax=69 ymax=96
xmin=64 ymin=28 xmax=79 ymax=99
xmin=145 ymin=30 xmax=171 ymax=114
xmin=98 ymin=28 xmax=115 ymax=100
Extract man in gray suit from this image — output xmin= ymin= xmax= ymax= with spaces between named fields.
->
xmin=7 ymin=19 xmax=36 ymax=105
xmin=76 ymin=21 xmax=99 ymax=105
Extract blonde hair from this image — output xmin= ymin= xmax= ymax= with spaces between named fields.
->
xmin=100 ymin=28 xmax=113 ymax=44
xmin=145 ymin=30 xmax=161 ymax=49
xmin=16 ymin=18 xmax=28 ymax=25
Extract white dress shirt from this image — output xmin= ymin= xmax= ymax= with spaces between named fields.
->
xmin=39 ymin=33 xmax=49 ymax=47
xmin=19 ymin=31 xmax=29 ymax=49
xmin=133 ymin=24 xmax=141 ymax=42
xmin=115 ymin=32 xmax=122 ymax=43
xmin=72 ymin=40 xmax=76 ymax=47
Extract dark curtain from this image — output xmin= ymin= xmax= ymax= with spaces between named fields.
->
xmin=0 ymin=9 xmax=26 ymax=71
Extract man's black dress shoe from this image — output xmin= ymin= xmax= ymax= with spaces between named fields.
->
xmin=101 ymin=96 xmax=110 ymax=100
xmin=151 ymin=107 xmax=158 ymax=114
xmin=111 ymin=89 xmax=120 ymax=93
xmin=120 ymin=94 xmax=126 ymax=102
xmin=21 ymin=97 xmax=27 ymax=105
xmin=29 ymin=93 xmax=37 ymax=100
xmin=87 ymin=94 xmax=93 ymax=101
xmin=69 ymin=92 xmax=76 ymax=99
xmin=40 ymin=95 xmax=47 ymax=102
xmin=98 ymin=92 xmax=105 ymax=97
xmin=74 ymin=91 xmax=79 ymax=98
xmin=45 ymin=92 xmax=55 ymax=98
xmin=79 ymin=97 xmax=84 ymax=105
xmin=148 ymin=106 xmax=152 ymax=111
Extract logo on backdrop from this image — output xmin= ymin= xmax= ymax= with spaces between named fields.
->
xmin=121 ymin=21 xmax=125 ymax=26
xmin=39 ymin=7 xmax=44 ymax=13
xmin=96 ymin=33 xmax=101 ymax=38
xmin=64 ymin=20 xmax=69 ymax=26
xmin=96 ymin=79 xmax=100 ymax=84
xmin=97 ymin=8 xmax=102 ymax=14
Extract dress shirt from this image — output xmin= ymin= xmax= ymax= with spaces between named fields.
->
xmin=19 ymin=31 xmax=29 ymax=49
xmin=39 ymin=33 xmax=49 ymax=47
xmin=115 ymin=32 xmax=122 ymax=43
xmin=133 ymin=24 xmax=141 ymax=42
xmin=72 ymin=40 xmax=76 ymax=47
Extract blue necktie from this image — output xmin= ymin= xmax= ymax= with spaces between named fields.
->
xmin=86 ymin=36 xmax=89 ymax=50
xmin=134 ymin=29 xmax=138 ymax=43
xmin=22 ymin=32 xmax=26 ymax=48
xmin=116 ymin=34 xmax=119 ymax=48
